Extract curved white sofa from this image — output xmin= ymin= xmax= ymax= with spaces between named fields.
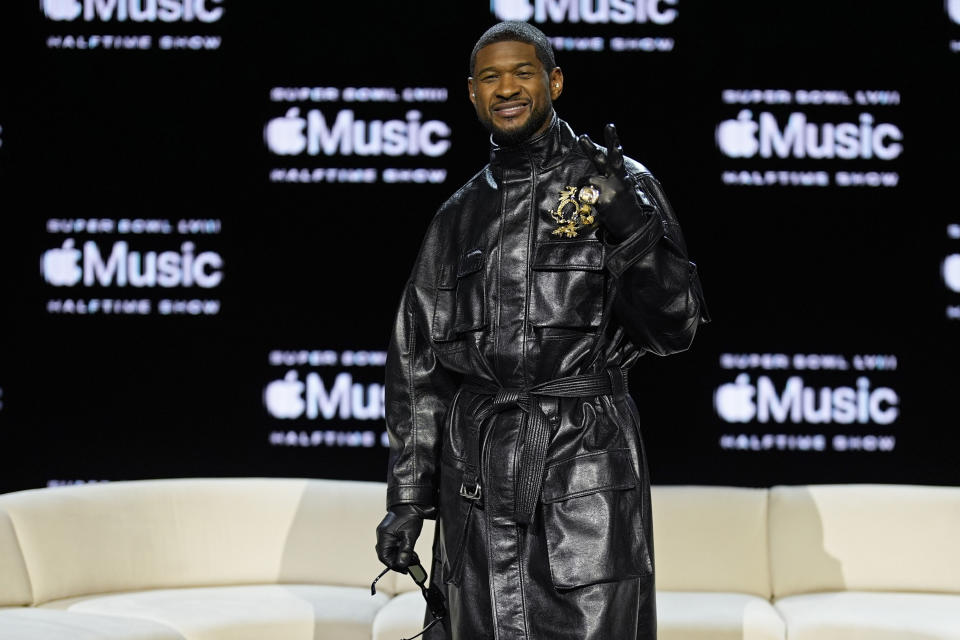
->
xmin=0 ymin=478 xmax=958 ymax=639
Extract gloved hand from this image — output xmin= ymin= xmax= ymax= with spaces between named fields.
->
xmin=577 ymin=123 xmax=656 ymax=243
xmin=375 ymin=503 xmax=435 ymax=572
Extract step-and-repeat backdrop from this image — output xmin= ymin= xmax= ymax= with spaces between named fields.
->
xmin=1 ymin=0 xmax=958 ymax=493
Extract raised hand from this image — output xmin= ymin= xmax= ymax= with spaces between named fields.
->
xmin=577 ymin=123 xmax=654 ymax=242
xmin=580 ymin=122 xmax=627 ymax=178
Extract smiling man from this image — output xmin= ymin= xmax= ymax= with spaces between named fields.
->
xmin=376 ymin=20 xmax=709 ymax=640
xmin=468 ymin=38 xmax=561 ymax=146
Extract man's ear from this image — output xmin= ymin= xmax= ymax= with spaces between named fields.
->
xmin=549 ymin=67 xmax=564 ymax=100
xmin=468 ymin=77 xmax=476 ymax=106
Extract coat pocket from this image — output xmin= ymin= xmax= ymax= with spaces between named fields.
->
xmin=432 ymin=249 xmax=486 ymax=342
xmin=530 ymin=240 xmax=605 ymax=330
xmin=540 ymin=449 xmax=649 ymax=590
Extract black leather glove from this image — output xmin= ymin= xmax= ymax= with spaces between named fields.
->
xmin=375 ymin=503 xmax=435 ymax=572
xmin=577 ymin=123 xmax=656 ymax=243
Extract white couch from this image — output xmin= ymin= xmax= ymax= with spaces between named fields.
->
xmin=0 ymin=478 xmax=958 ymax=639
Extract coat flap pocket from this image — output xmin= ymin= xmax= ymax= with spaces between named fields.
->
xmin=437 ymin=264 xmax=456 ymax=290
xmin=457 ymin=249 xmax=484 ymax=277
xmin=532 ymin=240 xmax=605 ymax=271
xmin=541 ymin=449 xmax=637 ymax=503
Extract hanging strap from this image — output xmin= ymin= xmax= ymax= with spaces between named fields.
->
xmin=459 ymin=367 xmax=627 ymax=525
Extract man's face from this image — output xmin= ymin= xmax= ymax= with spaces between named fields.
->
xmin=469 ymin=41 xmax=563 ymax=146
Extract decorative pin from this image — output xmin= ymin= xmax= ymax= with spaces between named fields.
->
xmin=550 ymin=185 xmax=600 ymax=238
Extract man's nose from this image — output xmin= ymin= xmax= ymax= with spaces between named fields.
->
xmin=495 ymin=77 xmax=520 ymax=100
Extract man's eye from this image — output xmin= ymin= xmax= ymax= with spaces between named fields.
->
xmin=481 ymin=75 xmax=498 ymax=82
xmin=517 ymin=72 xmax=533 ymax=78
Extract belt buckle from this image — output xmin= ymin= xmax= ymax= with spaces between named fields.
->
xmin=459 ymin=482 xmax=482 ymax=501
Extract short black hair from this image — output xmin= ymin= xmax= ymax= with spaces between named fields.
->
xmin=469 ymin=21 xmax=557 ymax=76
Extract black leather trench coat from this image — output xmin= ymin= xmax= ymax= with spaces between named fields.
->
xmin=384 ymin=115 xmax=709 ymax=640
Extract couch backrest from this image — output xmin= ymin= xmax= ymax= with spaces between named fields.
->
xmin=9 ymin=479 xmax=955 ymax=605
xmin=0 ymin=508 xmax=33 ymax=606
xmin=651 ymin=485 xmax=771 ymax=598
xmin=769 ymin=484 xmax=960 ymax=598
xmin=0 ymin=478 xmax=394 ymax=605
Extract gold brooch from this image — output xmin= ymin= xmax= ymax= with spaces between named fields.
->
xmin=551 ymin=185 xmax=600 ymax=237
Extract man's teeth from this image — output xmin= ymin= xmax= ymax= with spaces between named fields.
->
xmin=496 ymin=104 xmax=527 ymax=116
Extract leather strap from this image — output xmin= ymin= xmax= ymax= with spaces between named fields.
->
xmin=459 ymin=368 xmax=627 ymax=525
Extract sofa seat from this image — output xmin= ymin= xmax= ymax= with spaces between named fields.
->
xmin=39 ymin=584 xmax=390 ymax=640
xmin=774 ymin=591 xmax=960 ymax=640
xmin=0 ymin=607 xmax=184 ymax=640
xmin=657 ymin=591 xmax=786 ymax=640
xmin=1 ymin=480 xmax=957 ymax=639
xmin=371 ymin=591 xmax=426 ymax=640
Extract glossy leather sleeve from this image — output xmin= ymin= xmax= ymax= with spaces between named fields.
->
xmin=603 ymin=171 xmax=710 ymax=356
xmin=383 ymin=222 xmax=459 ymax=513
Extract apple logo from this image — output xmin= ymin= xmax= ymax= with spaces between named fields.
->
xmin=264 ymin=108 xmax=308 ymax=156
xmin=264 ymin=370 xmax=306 ymax=419
xmin=714 ymin=373 xmax=757 ymax=423
xmin=41 ymin=239 xmax=83 ymax=287
xmin=948 ymin=0 xmax=960 ymax=24
xmin=944 ymin=254 xmax=960 ymax=292
xmin=41 ymin=0 xmax=82 ymax=21
xmin=492 ymin=0 xmax=534 ymax=21
xmin=716 ymin=110 xmax=759 ymax=158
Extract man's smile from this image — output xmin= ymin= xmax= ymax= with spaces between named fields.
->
xmin=492 ymin=100 xmax=530 ymax=120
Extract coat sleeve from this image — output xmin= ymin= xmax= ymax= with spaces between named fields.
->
xmin=603 ymin=170 xmax=711 ymax=356
xmin=383 ymin=220 xmax=460 ymax=513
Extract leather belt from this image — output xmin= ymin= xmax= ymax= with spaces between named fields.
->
xmin=459 ymin=367 xmax=628 ymax=525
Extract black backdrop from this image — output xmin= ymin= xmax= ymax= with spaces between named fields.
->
xmin=1 ymin=0 xmax=958 ymax=494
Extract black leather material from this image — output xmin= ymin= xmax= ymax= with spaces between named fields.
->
xmin=382 ymin=115 xmax=709 ymax=640
xmin=577 ymin=124 xmax=655 ymax=243
xmin=375 ymin=503 xmax=437 ymax=572
xmin=461 ymin=369 xmax=619 ymax=526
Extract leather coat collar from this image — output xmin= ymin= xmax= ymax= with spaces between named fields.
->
xmin=487 ymin=113 xmax=577 ymax=173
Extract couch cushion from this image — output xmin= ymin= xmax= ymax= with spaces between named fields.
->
xmin=0 ymin=607 xmax=184 ymax=639
xmin=651 ymin=486 xmax=771 ymax=598
xmin=372 ymin=591 xmax=428 ymax=640
xmin=42 ymin=584 xmax=389 ymax=640
xmin=774 ymin=591 xmax=960 ymax=639
xmin=655 ymin=591 xmax=785 ymax=640
xmin=769 ymin=484 xmax=960 ymax=597
xmin=0 ymin=478 xmax=391 ymax=604
xmin=0 ymin=509 xmax=33 ymax=606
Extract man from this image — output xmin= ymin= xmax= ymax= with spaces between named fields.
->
xmin=376 ymin=20 xmax=709 ymax=640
